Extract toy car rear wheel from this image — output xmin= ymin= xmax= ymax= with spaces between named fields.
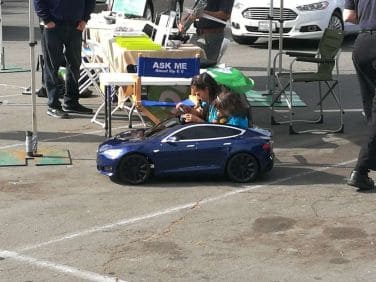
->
xmin=118 ymin=154 xmax=150 ymax=185
xmin=226 ymin=153 xmax=259 ymax=182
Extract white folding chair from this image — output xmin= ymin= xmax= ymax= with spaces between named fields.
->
xmin=153 ymin=11 xmax=176 ymax=47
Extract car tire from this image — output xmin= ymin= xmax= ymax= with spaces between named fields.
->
xmin=226 ymin=153 xmax=259 ymax=182
xmin=232 ymin=34 xmax=258 ymax=45
xmin=144 ymin=1 xmax=154 ymax=22
xmin=328 ymin=12 xmax=344 ymax=32
xmin=118 ymin=154 xmax=151 ymax=185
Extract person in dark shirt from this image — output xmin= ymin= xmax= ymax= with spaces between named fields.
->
xmin=33 ymin=0 xmax=96 ymax=118
xmin=344 ymin=0 xmax=376 ymax=192
xmin=179 ymin=0 xmax=234 ymax=66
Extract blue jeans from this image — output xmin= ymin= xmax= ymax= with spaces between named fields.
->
xmin=41 ymin=23 xmax=82 ymax=109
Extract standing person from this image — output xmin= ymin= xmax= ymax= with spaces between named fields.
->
xmin=33 ymin=0 xmax=96 ymax=119
xmin=344 ymin=0 xmax=376 ymax=191
xmin=179 ymin=0 xmax=234 ymax=66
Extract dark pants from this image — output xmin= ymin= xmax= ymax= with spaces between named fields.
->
xmin=352 ymin=32 xmax=376 ymax=173
xmin=41 ymin=23 xmax=82 ymax=109
xmin=192 ymin=30 xmax=224 ymax=67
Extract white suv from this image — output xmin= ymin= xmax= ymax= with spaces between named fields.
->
xmin=231 ymin=0 xmax=358 ymax=44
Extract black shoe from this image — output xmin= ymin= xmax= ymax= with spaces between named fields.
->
xmin=80 ymin=89 xmax=93 ymax=98
xmin=37 ymin=87 xmax=47 ymax=98
xmin=47 ymin=107 xmax=69 ymax=119
xmin=347 ymin=170 xmax=375 ymax=191
xmin=62 ymin=103 xmax=93 ymax=114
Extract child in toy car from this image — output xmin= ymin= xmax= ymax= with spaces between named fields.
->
xmin=209 ymin=88 xmax=249 ymax=129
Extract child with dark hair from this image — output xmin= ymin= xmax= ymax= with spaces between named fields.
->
xmin=176 ymin=72 xmax=220 ymax=122
xmin=209 ymin=88 xmax=249 ymax=129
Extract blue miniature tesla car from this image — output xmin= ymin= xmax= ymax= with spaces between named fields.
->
xmin=97 ymin=118 xmax=274 ymax=184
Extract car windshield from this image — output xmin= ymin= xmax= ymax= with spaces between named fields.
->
xmin=144 ymin=118 xmax=180 ymax=137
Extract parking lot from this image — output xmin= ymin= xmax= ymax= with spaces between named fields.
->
xmin=1 ymin=1 xmax=376 ymax=281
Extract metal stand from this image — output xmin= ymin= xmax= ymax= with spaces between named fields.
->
xmin=1 ymin=0 xmax=5 ymax=70
xmin=28 ymin=0 xmax=40 ymax=157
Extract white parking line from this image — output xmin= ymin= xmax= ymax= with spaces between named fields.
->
xmin=0 ymin=83 xmax=26 ymax=89
xmin=0 ymin=250 xmax=126 ymax=282
xmin=18 ymin=158 xmax=356 ymax=253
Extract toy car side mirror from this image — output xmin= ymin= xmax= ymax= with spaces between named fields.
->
xmin=166 ymin=136 xmax=179 ymax=143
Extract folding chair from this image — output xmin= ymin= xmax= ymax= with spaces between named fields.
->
xmin=129 ymin=54 xmax=200 ymax=127
xmin=271 ymin=28 xmax=344 ymax=134
xmin=153 ymin=11 xmax=176 ymax=47
xmin=82 ymin=39 xmax=144 ymax=127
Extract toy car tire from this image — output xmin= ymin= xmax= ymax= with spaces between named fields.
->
xmin=118 ymin=154 xmax=151 ymax=185
xmin=226 ymin=153 xmax=259 ymax=183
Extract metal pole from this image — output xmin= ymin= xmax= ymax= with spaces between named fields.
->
xmin=266 ymin=0 xmax=274 ymax=94
xmin=278 ymin=0 xmax=284 ymax=73
xmin=0 ymin=1 xmax=5 ymax=70
xmin=29 ymin=0 xmax=38 ymax=155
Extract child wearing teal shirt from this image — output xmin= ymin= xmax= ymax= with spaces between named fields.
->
xmin=208 ymin=88 xmax=249 ymax=129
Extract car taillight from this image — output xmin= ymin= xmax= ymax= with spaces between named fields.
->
xmin=262 ymin=141 xmax=273 ymax=152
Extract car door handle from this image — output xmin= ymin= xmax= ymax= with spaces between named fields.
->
xmin=186 ymin=144 xmax=195 ymax=148
xmin=223 ymin=143 xmax=232 ymax=146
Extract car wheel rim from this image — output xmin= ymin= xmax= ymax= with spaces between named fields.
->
xmin=122 ymin=155 xmax=149 ymax=184
xmin=328 ymin=15 xmax=343 ymax=31
xmin=228 ymin=154 xmax=257 ymax=182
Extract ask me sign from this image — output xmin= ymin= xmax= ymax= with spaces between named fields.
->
xmin=137 ymin=57 xmax=200 ymax=78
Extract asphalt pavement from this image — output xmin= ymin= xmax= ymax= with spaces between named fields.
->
xmin=1 ymin=1 xmax=376 ymax=282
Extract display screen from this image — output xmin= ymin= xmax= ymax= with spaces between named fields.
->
xmin=111 ymin=0 xmax=147 ymax=17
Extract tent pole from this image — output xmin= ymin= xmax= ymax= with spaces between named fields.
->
xmin=266 ymin=0 xmax=274 ymax=95
xmin=278 ymin=0 xmax=284 ymax=73
xmin=0 ymin=1 xmax=5 ymax=70
xmin=28 ymin=0 xmax=38 ymax=156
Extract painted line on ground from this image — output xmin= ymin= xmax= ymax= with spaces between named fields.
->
xmin=18 ymin=158 xmax=356 ymax=253
xmin=0 ymin=83 xmax=26 ymax=89
xmin=0 ymin=250 xmax=126 ymax=282
xmin=0 ymin=94 xmax=23 ymax=98
xmin=0 ymin=123 xmax=142 ymax=150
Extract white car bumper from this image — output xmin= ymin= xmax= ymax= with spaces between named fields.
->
xmin=231 ymin=6 xmax=333 ymax=40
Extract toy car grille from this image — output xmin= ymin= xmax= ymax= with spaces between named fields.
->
xmin=242 ymin=8 xmax=297 ymax=21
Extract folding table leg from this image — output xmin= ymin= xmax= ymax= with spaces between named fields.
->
xmin=107 ymin=85 xmax=112 ymax=138
xmin=104 ymin=85 xmax=112 ymax=138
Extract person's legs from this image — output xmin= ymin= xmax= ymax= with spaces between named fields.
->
xmin=202 ymin=32 xmax=224 ymax=63
xmin=348 ymin=33 xmax=376 ymax=191
xmin=41 ymin=25 xmax=64 ymax=109
xmin=193 ymin=31 xmax=224 ymax=67
xmin=61 ymin=25 xmax=92 ymax=114
xmin=63 ymin=26 xmax=82 ymax=107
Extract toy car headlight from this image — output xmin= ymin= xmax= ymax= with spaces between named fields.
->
xmin=102 ymin=149 xmax=124 ymax=159
xmin=297 ymin=1 xmax=329 ymax=11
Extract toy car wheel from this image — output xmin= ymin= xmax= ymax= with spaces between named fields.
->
xmin=226 ymin=153 xmax=259 ymax=182
xmin=118 ymin=154 xmax=150 ymax=185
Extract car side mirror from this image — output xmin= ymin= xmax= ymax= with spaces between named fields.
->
xmin=166 ymin=136 xmax=179 ymax=143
